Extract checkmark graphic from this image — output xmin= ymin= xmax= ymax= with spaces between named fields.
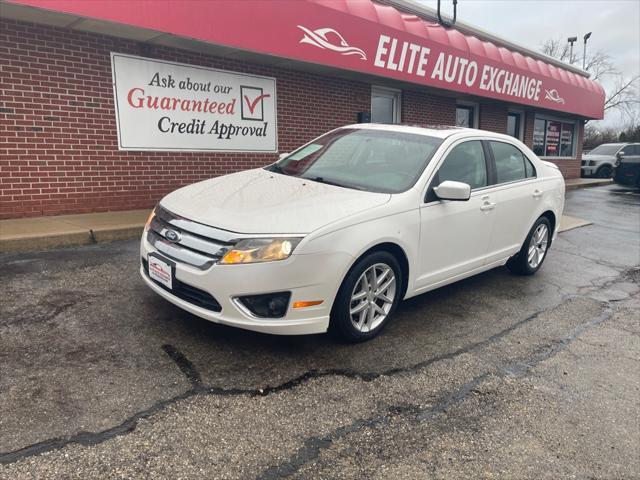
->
xmin=244 ymin=93 xmax=270 ymax=114
xmin=240 ymin=86 xmax=270 ymax=121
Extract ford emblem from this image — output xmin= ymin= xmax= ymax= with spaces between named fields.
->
xmin=165 ymin=229 xmax=181 ymax=243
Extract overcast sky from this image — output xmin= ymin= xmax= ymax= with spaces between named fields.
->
xmin=418 ymin=0 xmax=640 ymax=129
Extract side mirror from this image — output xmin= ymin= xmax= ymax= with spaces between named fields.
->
xmin=433 ymin=180 xmax=471 ymax=201
xmin=616 ymin=151 xmax=625 ymax=160
xmin=279 ymin=152 xmax=289 ymax=160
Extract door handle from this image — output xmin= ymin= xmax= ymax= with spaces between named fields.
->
xmin=533 ymin=189 xmax=543 ymax=198
xmin=480 ymin=202 xmax=496 ymax=211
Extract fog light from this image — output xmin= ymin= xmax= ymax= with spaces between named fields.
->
xmin=237 ymin=292 xmax=291 ymax=318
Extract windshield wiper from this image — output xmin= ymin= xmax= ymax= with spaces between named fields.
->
xmin=303 ymin=176 xmax=364 ymax=191
xmin=266 ymin=163 xmax=288 ymax=175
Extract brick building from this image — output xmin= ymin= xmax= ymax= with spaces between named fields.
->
xmin=0 ymin=0 xmax=604 ymax=219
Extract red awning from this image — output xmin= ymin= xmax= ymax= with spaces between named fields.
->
xmin=5 ymin=0 xmax=605 ymax=118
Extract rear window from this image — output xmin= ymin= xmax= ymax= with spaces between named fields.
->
xmin=489 ymin=141 xmax=536 ymax=184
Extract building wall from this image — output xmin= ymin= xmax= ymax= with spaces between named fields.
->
xmin=479 ymin=102 xmax=509 ymax=134
xmin=0 ymin=19 xmax=370 ymax=219
xmin=401 ymin=90 xmax=456 ymax=125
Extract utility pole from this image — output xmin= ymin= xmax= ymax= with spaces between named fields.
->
xmin=567 ymin=36 xmax=577 ymax=64
xmin=583 ymin=32 xmax=592 ymax=70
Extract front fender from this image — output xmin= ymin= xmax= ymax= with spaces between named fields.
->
xmin=299 ymin=208 xmax=420 ymax=301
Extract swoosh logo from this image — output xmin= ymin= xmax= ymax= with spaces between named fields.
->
xmin=544 ymin=89 xmax=565 ymax=104
xmin=297 ymin=25 xmax=367 ymax=60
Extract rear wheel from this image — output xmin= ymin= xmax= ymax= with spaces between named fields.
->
xmin=596 ymin=165 xmax=613 ymax=178
xmin=330 ymin=251 xmax=402 ymax=342
xmin=506 ymin=217 xmax=551 ymax=276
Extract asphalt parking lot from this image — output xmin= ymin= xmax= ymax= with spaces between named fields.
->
xmin=1 ymin=184 xmax=639 ymax=479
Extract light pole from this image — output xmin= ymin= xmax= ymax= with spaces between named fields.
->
xmin=567 ymin=36 xmax=577 ymax=64
xmin=583 ymin=32 xmax=592 ymax=70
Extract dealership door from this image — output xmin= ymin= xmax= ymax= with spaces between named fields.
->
xmin=371 ymin=86 xmax=401 ymax=124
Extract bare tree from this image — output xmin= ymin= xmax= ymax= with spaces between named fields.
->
xmin=540 ymin=37 xmax=639 ymax=121
xmin=540 ymin=38 xmax=573 ymax=64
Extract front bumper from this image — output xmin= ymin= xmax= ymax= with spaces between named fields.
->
xmin=140 ymin=234 xmax=352 ymax=335
xmin=580 ymin=165 xmax=596 ymax=177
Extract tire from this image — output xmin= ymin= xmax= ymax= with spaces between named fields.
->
xmin=506 ymin=216 xmax=552 ymax=276
xmin=596 ymin=165 xmax=613 ymax=178
xmin=330 ymin=251 xmax=403 ymax=342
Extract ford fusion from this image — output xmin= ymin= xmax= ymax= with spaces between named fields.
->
xmin=141 ymin=124 xmax=564 ymax=341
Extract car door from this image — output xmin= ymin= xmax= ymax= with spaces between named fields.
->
xmin=616 ymin=144 xmax=640 ymax=185
xmin=619 ymin=144 xmax=640 ymax=164
xmin=416 ymin=139 xmax=496 ymax=290
xmin=484 ymin=140 xmax=541 ymax=264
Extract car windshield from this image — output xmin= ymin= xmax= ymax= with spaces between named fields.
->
xmin=265 ymin=128 xmax=442 ymax=193
xmin=588 ymin=144 xmax=623 ymax=155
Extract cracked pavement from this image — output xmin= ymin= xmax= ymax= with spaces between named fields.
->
xmin=1 ymin=184 xmax=639 ymax=479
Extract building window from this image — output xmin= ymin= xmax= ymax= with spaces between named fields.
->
xmin=455 ymin=105 xmax=475 ymax=128
xmin=560 ymin=123 xmax=575 ymax=156
xmin=507 ymin=112 xmax=522 ymax=140
xmin=371 ymin=86 xmax=401 ymax=124
xmin=532 ymin=116 xmax=576 ymax=157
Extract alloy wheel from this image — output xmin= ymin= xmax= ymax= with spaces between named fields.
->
xmin=527 ymin=223 xmax=549 ymax=269
xmin=349 ymin=263 xmax=396 ymax=333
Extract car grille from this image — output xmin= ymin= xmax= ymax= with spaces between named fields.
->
xmin=142 ymin=258 xmax=222 ymax=312
xmin=147 ymin=206 xmax=236 ymax=270
xmin=581 ymin=160 xmax=587 ymax=166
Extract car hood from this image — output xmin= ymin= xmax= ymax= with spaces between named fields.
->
xmin=160 ymin=168 xmax=391 ymax=234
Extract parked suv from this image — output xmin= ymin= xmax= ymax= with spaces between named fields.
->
xmin=613 ymin=143 xmax=640 ymax=188
xmin=581 ymin=143 xmax=639 ymax=178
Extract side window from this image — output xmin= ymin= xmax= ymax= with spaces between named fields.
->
xmin=436 ymin=141 xmax=487 ymax=189
xmin=524 ymin=157 xmax=536 ymax=178
xmin=490 ymin=141 xmax=529 ymax=183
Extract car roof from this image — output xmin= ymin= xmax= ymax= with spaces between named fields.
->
xmin=341 ymin=123 xmax=520 ymax=142
xmin=341 ymin=123 xmax=467 ymax=139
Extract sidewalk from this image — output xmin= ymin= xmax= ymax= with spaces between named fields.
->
xmin=1 ymin=178 xmax=606 ymax=254
xmin=565 ymin=178 xmax=612 ymax=190
xmin=0 ymin=209 xmax=150 ymax=253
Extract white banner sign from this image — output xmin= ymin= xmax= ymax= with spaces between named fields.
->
xmin=111 ymin=53 xmax=277 ymax=152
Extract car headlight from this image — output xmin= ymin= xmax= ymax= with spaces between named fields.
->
xmin=220 ymin=238 xmax=302 ymax=264
xmin=144 ymin=207 xmax=156 ymax=231
xmin=588 ymin=160 xmax=596 ymax=166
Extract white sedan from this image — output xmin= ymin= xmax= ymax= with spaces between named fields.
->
xmin=140 ymin=124 xmax=564 ymax=341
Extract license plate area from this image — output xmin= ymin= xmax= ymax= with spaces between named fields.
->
xmin=148 ymin=253 xmax=175 ymax=290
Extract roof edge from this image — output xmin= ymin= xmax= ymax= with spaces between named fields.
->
xmin=380 ymin=0 xmax=592 ymax=78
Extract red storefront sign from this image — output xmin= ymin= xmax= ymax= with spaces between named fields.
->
xmin=6 ymin=0 xmax=605 ymax=118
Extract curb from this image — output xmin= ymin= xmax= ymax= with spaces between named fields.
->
xmin=565 ymin=179 xmax=613 ymax=191
xmin=1 ymin=225 xmax=144 ymax=254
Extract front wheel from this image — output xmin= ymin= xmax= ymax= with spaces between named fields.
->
xmin=330 ymin=251 xmax=402 ymax=342
xmin=506 ymin=217 xmax=551 ymax=275
xmin=596 ymin=165 xmax=613 ymax=178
